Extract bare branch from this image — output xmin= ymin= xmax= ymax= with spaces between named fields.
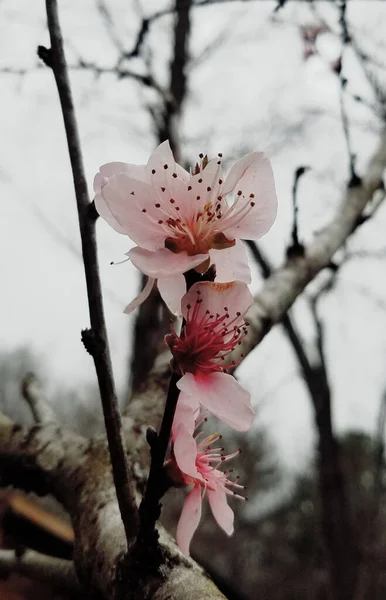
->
xmin=239 ymin=129 xmax=386 ymax=361
xmin=95 ymin=0 xmax=125 ymax=53
xmin=40 ymin=0 xmax=137 ymax=544
xmin=21 ymin=373 xmax=57 ymax=424
xmin=0 ymin=549 xmax=81 ymax=594
xmin=158 ymin=0 xmax=193 ymax=159
xmin=337 ymin=0 xmax=359 ymax=184
xmin=287 ymin=166 xmax=309 ymax=259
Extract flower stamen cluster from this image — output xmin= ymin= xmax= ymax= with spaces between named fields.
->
xmin=167 ymin=286 xmax=248 ymax=376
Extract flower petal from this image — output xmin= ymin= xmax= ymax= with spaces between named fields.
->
xmin=221 ymin=152 xmax=277 ymax=240
xmin=173 ymin=424 xmax=200 ymax=479
xmin=181 ymin=159 xmax=223 ymax=220
xmin=147 ymin=140 xmax=190 ymax=182
xmin=222 ymin=152 xmax=263 ymax=196
xmin=178 ymin=372 xmax=254 ymax=431
xmin=209 ymin=240 xmax=251 ymax=284
xmin=207 ymin=486 xmax=234 ymax=535
xmin=123 ymin=276 xmax=155 ymax=314
xmin=157 ymin=273 xmax=186 ymax=316
xmin=98 ymin=161 xmax=150 ymax=184
xmin=94 ymin=173 xmax=128 ymax=234
xmin=172 ymin=390 xmax=200 ymax=439
xmin=128 ymin=247 xmax=208 ymax=278
xmin=176 ymin=485 xmax=202 ymax=556
xmin=96 ymin=173 xmax=166 ymax=250
xmin=147 ymin=141 xmax=191 ymax=206
xmin=181 ymin=280 xmax=253 ymax=324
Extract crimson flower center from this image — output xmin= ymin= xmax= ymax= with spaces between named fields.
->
xmin=166 ymin=291 xmax=248 ymax=375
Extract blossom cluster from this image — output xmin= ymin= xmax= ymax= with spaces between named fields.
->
xmin=94 ymin=141 xmax=277 ymax=554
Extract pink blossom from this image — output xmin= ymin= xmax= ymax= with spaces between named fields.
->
xmin=171 ymin=422 xmax=246 ymax=556
xmin=166 ymin=280 xmax=254 ymax=432
xmin=94 ymin=140 xmax=277 ymax=314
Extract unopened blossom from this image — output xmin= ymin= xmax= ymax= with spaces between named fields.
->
xmin=166 ymin=280 xmax=254 ymax=431
xmin=94 ymin=140 xmax=277 ymax=314
xmin=171 ymin=421 xmax=246 ymax=556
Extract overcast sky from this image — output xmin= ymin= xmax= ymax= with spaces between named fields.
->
xmin=1 ymin=0 xmax=386 ymax=470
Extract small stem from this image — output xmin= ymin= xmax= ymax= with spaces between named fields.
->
xmin=42 ymin=0 xmax=137 ymax=545
xmin=136 ymin=266 xmax=216 ymax=548
xmin=137 ymin=371 xmax=180 ymax=540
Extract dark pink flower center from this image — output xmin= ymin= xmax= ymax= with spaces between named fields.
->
xmin=166 ymin=290 xmax=248 ymax=375
xmin=179 ymin=433 xmax=246 ymax=499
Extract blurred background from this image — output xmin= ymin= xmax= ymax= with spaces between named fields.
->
xmin=1 ymin=0 xmax=386 ymax=598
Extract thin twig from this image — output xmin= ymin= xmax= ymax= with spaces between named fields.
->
xmin=137 ymin=371 xmax=180 ymax=546
xmin=21 ymin=373 xmax=57 ymax=424
xmin=41 ymin=0 xmax=137 ymax=544
xmin=287 ymin=166 xmax=309 ymax=259
xmin=95 ymin=0 xmax=125 ymax=53
xmin=158 ymin=0 xmax=193 ymax=158
xmin=245 ymin=240 xmax=313 ymax=380
xmin=337 ymin=0 xmax=360 ymax=186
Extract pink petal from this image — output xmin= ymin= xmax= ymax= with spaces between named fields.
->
xmin=209 ymin=240 xmax=251 ymax=284
xmin=157 ymin=274 xmax=186 ymax=316
xmin=128 ymin=247 xmax=208 ymax=278
xmin=94 ymin=173 xmax=127 ymax=235
xmin=178 ymin=372 xmax=254 ymax=432
xmin=181 ymin=280 xmax=253 ymax=324
xmin=147 ymin=140 xmax=190 ymax=182
xmin=180 ymin=159 xmax=223 ymax=221
xmin=94 ymin=162 xmax=151 ymax=237
xmin=221 ymin=153 xmax=277 ymax=240
xmin=176 ymin=485 xmax=202 ymax=556
xmin=207 ymin=486 xmax=234 ymax=535
xmin=222 ymin=152 xmax=263 ymax=196
xmin=147 ymin=141 xmax=191 ymax=206
xmin=98 ymin=162 xmax=150 ymax=184
xmin=123 ymin=276 xmax=155 ymax=315
xmin=173 ymin=424 xmax=200 ymax=479
xmin=96 ymin=173 xmax=166 ymax=250
xmin=172 ymin=389 xmax=200 ymax=439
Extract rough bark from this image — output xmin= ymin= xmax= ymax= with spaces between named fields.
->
xmin=0 ymin=549 xmax=80 ymax=594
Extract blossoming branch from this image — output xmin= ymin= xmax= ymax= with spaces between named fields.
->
xmin=93 ymin=141 xmax=277 ymax=556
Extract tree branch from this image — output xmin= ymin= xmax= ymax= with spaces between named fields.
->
xmin=21 ymin=373 xmax=57 ymax=424
xmin=239 ymin=129 xmax=386 ymax=361
xmin=0 ymin=549 xmax=81 ymax=595
xmin=40 ymin=0 xmax=137 ymax=544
